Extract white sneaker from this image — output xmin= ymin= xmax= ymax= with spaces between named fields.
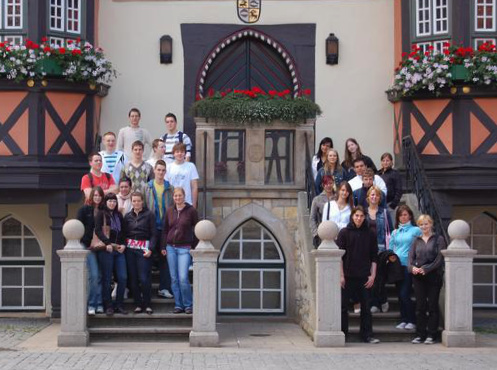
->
xmin=396 ymin=322 xmax=407 ymax=329
xmin=124 ymin=287 xmax=129 ymax=300
xmin=424 ymin=337 xmax=435 ymax=344
xmin=87 ymin=307 xmax=96 ymax=316
xmin=111 ymin=285 xmax=117 ymax=300
xmin=353 ymin=303 xmax=361 ymax=314
xmin=381 ymin=302 xmax=389 ymax=313
xmin=157 ymin=289 xmax=173 ymax=299
xmin=405 ymin=323 xmax=416 ymax=330
xmin=189 ymin=265 xmax=194 ymax=272
xmin=370 ymin=306 xmax=380 ymax=313
xmin=96 ymin=306 xmax=104 ymax=314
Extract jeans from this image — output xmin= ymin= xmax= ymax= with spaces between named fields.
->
xmin=413 ymin=272 xmax=443 ymax=339
xmin=86 ymin=251 xmax=102 ymax=309
xmin=98 ymin=250 xmax=127 ymax=309
xmin=126 ymin=248 xmax=152 ymax=308
xmin=152 ymin=232 xmax=171 ymax=292
xmin=395 ymin=266 xmax=416 ymax=324
xmin=166 ymin=245 xmax=192 ymax=309
xmin=341 ymin=277 xmax=373 ymax=341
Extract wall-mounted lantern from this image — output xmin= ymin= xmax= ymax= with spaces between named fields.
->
xmin=326 ymin=33 xmax=339 ymax=65
xmin=160 ymin=35 xmax=173 ymax=64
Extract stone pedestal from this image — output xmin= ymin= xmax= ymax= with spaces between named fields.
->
xmin=57 ymin=219 xmax=89 ymax=347
xmin=312 ymin=221 xmax=345 ymax=347
xmin=441 ymin=220 xmax=477 ymax=347
xmin=190 ymin=220 xmax=220 ymax=347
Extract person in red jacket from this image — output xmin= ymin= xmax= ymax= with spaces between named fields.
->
xmin=161 ymin=187 xmax=198 ymax=314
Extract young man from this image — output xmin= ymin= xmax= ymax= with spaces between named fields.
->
xmin=353 ymin=168 xmax=387 ymax=208
xmin=161 ymin=113 xmax=193 ymax=163
xmin=144 ymin=160 xmax=174 ymax=299
xmin=81 ymin=153 xmax=118 ymax=200
xmin=99 ymin=131 xmax=127 ymax=184
xmin=348 ymin=158 xmax=387 ymax=194
xmin=117 ymin=108 xmax=153 ymax=158
xmin=166 ymin=143 xmax=199 ymax=207
xmin=120 ymin=141 xmax=153 ymax=194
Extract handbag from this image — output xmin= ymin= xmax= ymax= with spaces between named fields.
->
xmin=90 ymin=214 xmax=110 ymax=251
xmin=384 ymin=209 xmax=391 ymax=250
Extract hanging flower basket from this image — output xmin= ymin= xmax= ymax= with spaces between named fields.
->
xmin=450 ymin=65 xmax=469 ymax=81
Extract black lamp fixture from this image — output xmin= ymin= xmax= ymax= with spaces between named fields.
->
xmin=160 ymin=35 xmax=173 ymax=64
xmin=326 ymin=33 xmax=339 ymax=65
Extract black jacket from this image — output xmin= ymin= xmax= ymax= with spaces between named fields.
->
xmin=76 ymin=205 xmax=97 ymax=249
xmin=373 ymin=249 xmax=405 ymax=299
xmin=408 ymin=234 xmax=445 ymax=275
xmin=123 ymin=209 xmax=157 ymax=250
xmin=378 ymin=167 xmax=402 ymax=209
xmin=95 ymin=210 xmax=126 ymax=246
xmin=336 ymin=221 xmax=378 ymax=278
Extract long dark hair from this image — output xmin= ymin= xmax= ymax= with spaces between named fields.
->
xmin=103 ymin=193 xmax=119 ymax=215
xmin=395 ymin=204 xmax=416 ymax=229
xmin=337 ymin=181 xmax=354 ymax=209
xmin=87 ymin=186 xmax=105 ymax=208
xmin=316 ymin=137 xmax=333 ymax=158
xmin=343 ymin=138 xmax=364 ymax=169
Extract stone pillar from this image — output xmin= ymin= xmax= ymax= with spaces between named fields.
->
xmin=57 ymin=219 xmax=90 ymax=347
xmin=442 ymin=219 xmax=477 ymax=347
xmin=312 ymin=221 xmax=345 ymax=347
xmin=189 ymin=220 xmax=220 ymax=347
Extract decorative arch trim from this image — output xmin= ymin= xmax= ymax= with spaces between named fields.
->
xmin=196 ymin=28 xmax=302 ymax=99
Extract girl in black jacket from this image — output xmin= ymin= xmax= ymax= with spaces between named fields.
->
xmin=377 ymin=153 xmax=402 ymax=220
xmin=337 ymin=206 xmax=380 ymax=344
xmin=76 ymin=186 xmax=104 ymax=316
xmin=95 ymin=193 xmax=128 ymax=315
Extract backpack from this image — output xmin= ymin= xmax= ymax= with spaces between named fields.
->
xmin=162 ymin=131 xmax=183 ymax=144
xmin=88 ymin=172 xmax=111 ymax=188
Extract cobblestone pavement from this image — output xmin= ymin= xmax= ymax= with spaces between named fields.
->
xmin=0 ymin=318 xmax=49 ymax=350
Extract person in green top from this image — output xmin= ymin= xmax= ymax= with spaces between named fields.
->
xmin=144 ymin=160 xmax=174 ymax=299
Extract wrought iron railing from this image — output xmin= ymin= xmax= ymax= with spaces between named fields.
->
xmin=402 ymin=135 xmax=449 ymax=243
xmin=202 ymin=131 xmax=208 ymax=220
xmin=304 ymin=132 xmax=316 ymax=209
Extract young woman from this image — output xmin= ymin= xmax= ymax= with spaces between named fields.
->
xmin=310 ymin=175 xmax=336 ymax=247
xmin=76 ymin=186 xmax=104 ymax=316
xmin=377 ymin=153 xmax=402 ymax=222
xmin=365 ymin=186 xmax=394 ymax=313
xmin=322 ymin=181 xmax=354 ymax=231
xmin=311 ymin=137 xmax=333 ymax=180
xmin=95 ymin=193 xmax=128 ymax=316
xmin=161 ymin=187 xmax=199 ymax=314
xmin=124 ymin=192 xmax=157 ymax=314
xmin=409 ymin=215 xmax=445 ymax=344
xmin=337 ymin=206 xmax=380 ymax=344
xmin=147 ymin=138 xmax=166 ymax=168
xmin=116 ymin=177 xmax=133 ymax=216
xmin=341 ymin=138 xmax=377 ymax=178
xmin=390 ymin=205 xmax=422 ymax=330
xmin=314 ymin=148 xmax=347 ymax=194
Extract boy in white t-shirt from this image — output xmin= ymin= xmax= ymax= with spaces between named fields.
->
xmin=166 ymin=143 xmax=199 ymax=207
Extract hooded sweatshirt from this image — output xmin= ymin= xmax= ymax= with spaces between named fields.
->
xmin=390 ymin=222 xmax=422 ymax=266
xmin=336 ymin=220 xmax=378 ymax=278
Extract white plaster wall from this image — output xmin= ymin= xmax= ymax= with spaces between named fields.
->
xmin=99 ymin=0 xmax=394 ymax=166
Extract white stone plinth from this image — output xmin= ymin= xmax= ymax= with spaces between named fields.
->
xmin=57 ymin=249 xmax=89 ymax=347
xmin=190 ymin=220 xmax=220 ymax=347
xmin=441 ymin=220 xmax=477 ymax=348
xmin=312 ymin=221 xmax=345 ymax=347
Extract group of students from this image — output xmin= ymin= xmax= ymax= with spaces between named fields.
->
xmin=309 ymin=137 xmax=446 ymax=345
xmin=77 ymin=109 xmax=199 ymax=316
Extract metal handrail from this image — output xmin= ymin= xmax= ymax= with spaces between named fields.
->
xmin=202 ymin=131 xmax=207 ymax=220
xmin=304 ymin=132 xmax=316 ymax=209
xmin=402 ymin=135 xmax=449 ymax=244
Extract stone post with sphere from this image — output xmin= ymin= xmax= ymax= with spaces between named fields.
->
xmin=312 ymin=220 xmax=345 ymax=347
xmin=57 ymin=219 xmax=89 ymax=347
xmin=189 ymin=220 xmax=220 ymax=347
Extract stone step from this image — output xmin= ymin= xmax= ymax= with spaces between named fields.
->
xmin=346 ymin=324 xmax=418 ymax=343
xmin=88 ymin=311 xmax=192 ymax=327
xmin=348 ymin=312 xmax=400 ymax=325
xmin=88 ymin=326 xmax=191 ymax=342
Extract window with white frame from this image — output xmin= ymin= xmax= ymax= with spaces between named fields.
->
xmin=413 ymin=1 xmax=450 ymax=50
xmin=475 ymin=37 xmax=496 ymax=48
xmin=49 ymin=0 xmax=64 ymax=31
xmin=218 ymin=220 xmax=285 ymax=313
xmin=49 ymin=36 xmax=64 ymax=47
xmin=470 ymin=212 xmax=497 ymax=307
xmin=414 ymin=39 xmax=450 ymax=54
xmin=416 ymin=0 xmax=432 ymax=36
xmin=475 ymin=0 xmax=496 ymax=32
xmin=0 ymin=216 xmax=45 ymax=310
xmin=0 ymin=0 xmax=25 ymax=44
xmin=49 ymin=0 xmax=83 ymax=39
xmin=433 ymin=0 xmax=449 ymax=34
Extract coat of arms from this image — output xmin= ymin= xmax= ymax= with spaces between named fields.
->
xmin=237 ymin=0 xmax=261 ymax=24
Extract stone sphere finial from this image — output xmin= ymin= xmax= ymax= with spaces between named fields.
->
xmin=63 ymin=219 xmax=85 ymax=241
xmin=318 ymin=221 xmax=339 ymax=242
xmin=195 ymin=220 xmax=217 ymax=242
xmin=448 ymin=219 xmax=470 ymax=240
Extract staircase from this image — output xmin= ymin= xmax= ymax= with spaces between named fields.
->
xmin=88 ymin=270 xmax=192 ymax=342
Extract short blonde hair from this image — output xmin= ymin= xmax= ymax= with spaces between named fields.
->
xmin=366 ymin=185 xmax=383 ymax=204
xmin=417 ymin=214 xmax=433 ymax=226
xmin=173 ymin=187 xmax=185 ymax=196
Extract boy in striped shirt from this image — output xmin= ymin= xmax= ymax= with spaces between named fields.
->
xmin=99 ymin=131 xmax=127 ymax=184
xmin=161 ymin=113 xmax=193 ymax=163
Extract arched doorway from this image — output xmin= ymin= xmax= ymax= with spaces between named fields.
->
xmin=0 ymin=216 xmax=45 ymax=310
xmin=218 ymin=219 xmax=285 ymax=313
xmin=197 ymin=29 xmax=301 ymax=98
